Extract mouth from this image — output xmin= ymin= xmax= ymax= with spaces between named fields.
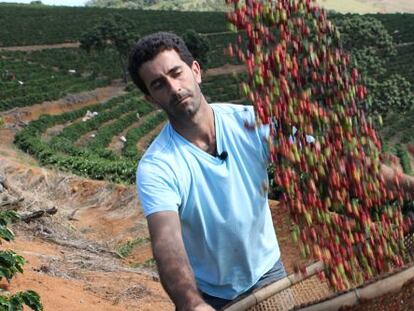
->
xmin=175 ymin=95 xmax=190 ymax=105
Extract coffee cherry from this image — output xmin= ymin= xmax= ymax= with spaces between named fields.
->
xmin=226 ymin=0 xmax=409 ymax=291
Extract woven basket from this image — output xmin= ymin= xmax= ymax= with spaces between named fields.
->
xmin=224 ymin=233 xmax=414 ymax=311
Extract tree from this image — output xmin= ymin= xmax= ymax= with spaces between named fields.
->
xmin=80 ymin=15 xmax=139 ymax=83
xmin=182 ymin=30 xmax=211 ymax=67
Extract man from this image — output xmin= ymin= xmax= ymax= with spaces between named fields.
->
xmin=128 ymin=32 xmax=414 ymax=310
xmin=128 ymin=32 xmax=285 ymax=310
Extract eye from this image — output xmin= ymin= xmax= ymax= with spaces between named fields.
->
xmin=172 ymin=69 xmax=182 ymax=77
xmin=152 ymin=80 xmax=165 ymax=90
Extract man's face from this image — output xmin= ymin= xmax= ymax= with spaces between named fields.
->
xmin=139 ymin=49 xmax=203 ymax=122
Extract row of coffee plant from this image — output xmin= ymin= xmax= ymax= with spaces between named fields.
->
xmin=2 ymin=14 xmax=413 ymax=114
xmin=382 ymin=105 xmax=414 ymax=145
xmin=48 ymin=97 xmax=148 ymax=158
xmin=14 ymin=91 xmax=169 ymax=183
xmin=1 ymin=3 xmax=413 ymax=48
xmin=7 ymin=48 xmax=123 ymax=81
xmin=122 ymin=111 xmax=167 ymax=159
xmin=0 ymin=3 xmax=227 ymax=47
xmin=0 ymin=49 xmax=120 ymax=111
xmin=202 ymin=73 xmax=247 ymax=104
xmin=372 ymin=13 xmax=414 ymax=44
xmin=385 ymin=44 xmax=414 ymax=85
xmin=205 ymin=32 xmax=240 ymax=68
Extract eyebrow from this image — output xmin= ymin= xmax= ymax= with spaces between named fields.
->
xmin=149 ymin=65 xmax=182 ymax=89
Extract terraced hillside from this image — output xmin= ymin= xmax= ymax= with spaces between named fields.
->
xmin=0 ymin=4 xmax=413 ymax=310
xmin=1 ymin=6 xmax=413 ymax=178
xmin=0 ymin=3 xmax=227 ymax=47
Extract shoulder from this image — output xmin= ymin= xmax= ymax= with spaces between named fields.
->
xmin=136 ymin=121 xmax=191 ymax=188
xmin=210 ymin=103 xmax=255 ymax=123
xmin=136 ymin=124 xmax=183 ymax=216
xmin=139 ymin=123 xmax=173 ymax=163
xmin=137 ymin=123 xmax=178 ymax=180
xmin=210 ymin=103 xmax=253 ymax=115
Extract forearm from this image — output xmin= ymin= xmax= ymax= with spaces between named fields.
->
xmin=152 ymin=240 xmax=205 ymax=310
xmin=148 ymin=212 xmax=212 ymax=310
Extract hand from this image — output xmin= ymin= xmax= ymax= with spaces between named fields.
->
xmin=180 ymin=302 xmax=215 ymax=311
xmin=394 ymin=171 xmax=414 ymax=200
xmin=380 ymin=164 xmax=414 ymax=200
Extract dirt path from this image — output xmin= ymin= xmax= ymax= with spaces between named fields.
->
xmin=0 ymin=42 xmax=80 ymax=52
xmin=42 ymin=120 xmax=76 ymax=142
xmin=1 ymin=82 xmax=125 ymax=124
xmin=75 ymin=130 xmax=98 ymax=148
xmin=73 ymin=111 xmax=132 ymax=148
xmin=108 ymin=123 xmax=138 ymax=155
xmin=204 ymin=64 xmax=245 ymax=77
xmin=107 ymin=110 xmax=157 ymax=155
xmin=0 ymin=82 xmax=126 ymax=164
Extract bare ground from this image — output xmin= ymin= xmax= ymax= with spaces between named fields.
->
xmin=73 ymin=113 xmax=131 ymax=148
xmin=107 ymin=121 xmax=140 ymax=156
xmin=107 ymin=110 xmax=164 ymax=156
xmin=0 ymin=42 xmax=80 ymax=52
xmin=0 ymin=155 xmax=173 ymax=311
xmin=0 ymin=65 xmax=310 ymax=310
xmin=0 ymin=155 xmax=300 ymax=311
xmin=0 ymin=84 xmax=174 ymax=310
xmin=204 ymin=64 xmax=245 ymax=77
xmin=1 ymin=82 xmax=126 ymax=125
xmin=0 ymin=152 xmax=301 ymax=311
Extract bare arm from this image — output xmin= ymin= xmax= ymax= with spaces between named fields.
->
xmin=147 ymin=211 xmax=215 ymax=311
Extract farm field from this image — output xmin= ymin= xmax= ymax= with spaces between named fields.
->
xmin=0 ymin=4 xmax=228 ymax=47
xmin=0 ymin=2 xmax=414 ymax=311
xmin=317 ymin=0 xmax=414 ymax=13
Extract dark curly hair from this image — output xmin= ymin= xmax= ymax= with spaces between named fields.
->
xmin=128 ymin=32 xmax=194 ymax=95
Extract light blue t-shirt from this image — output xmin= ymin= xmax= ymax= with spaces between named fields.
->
xmin=136 ymin=104 xmax=280 ymax=299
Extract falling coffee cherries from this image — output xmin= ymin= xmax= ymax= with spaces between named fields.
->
xmin=225 ymin=0 xmax=412 ymax=290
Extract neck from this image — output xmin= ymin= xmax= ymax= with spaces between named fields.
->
xmin=170 ymin=98 xmax=216 ymax=155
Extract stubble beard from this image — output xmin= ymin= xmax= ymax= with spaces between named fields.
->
xmin=173 ymin=83 xmax=203 ymax=118
xmin=170 ymin=96 xmax=198 ymax=123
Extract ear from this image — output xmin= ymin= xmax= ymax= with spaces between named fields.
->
xmin=191 ymin=60 xmax=202 ymax=84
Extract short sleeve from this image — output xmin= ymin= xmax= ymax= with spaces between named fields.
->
xmin=136 ymin=159 xmax=181 ymax=217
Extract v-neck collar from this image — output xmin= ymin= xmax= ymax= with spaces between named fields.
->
xmin=170 ymin=105 xmax=223 ymax=163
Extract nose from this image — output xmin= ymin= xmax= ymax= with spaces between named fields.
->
xmin=167 ymin=77 xmax=182 ymax=95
